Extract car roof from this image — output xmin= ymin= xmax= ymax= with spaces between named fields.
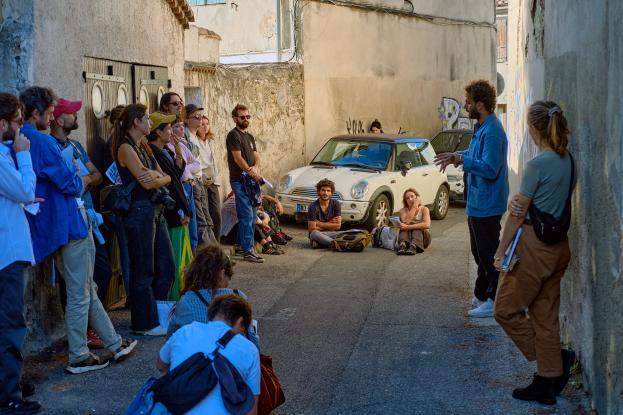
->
xmin=330 ymin=134 xmax=430 ymax=144
xmin=433 ymin=129 xmax=473 ymax=135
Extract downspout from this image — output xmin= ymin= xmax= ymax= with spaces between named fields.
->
xmin=276 ymin=0 xmax=282 ymax=62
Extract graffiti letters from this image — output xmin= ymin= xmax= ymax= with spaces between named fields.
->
xmin=346 ymin=117 xmax=365 ymax=134
xmin=438 ymin=97 xmax=473 ymax=131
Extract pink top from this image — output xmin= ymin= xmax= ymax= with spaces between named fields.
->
xmin=166 ymin=141 xmax=201 ymax=182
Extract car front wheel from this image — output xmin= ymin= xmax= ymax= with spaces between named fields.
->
xmin=431 ymin=185 xmax=449 ymax=220
xmin=364 ymin=194 xmax=390 ymax=230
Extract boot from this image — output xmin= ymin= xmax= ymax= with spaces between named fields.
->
xmin=512 ymin=374 xmax=557 ymax=405
xmin=556 ymin=349 xmax=576 ymax=394
xmin=397 ymin=241 xmax=408 ymax=255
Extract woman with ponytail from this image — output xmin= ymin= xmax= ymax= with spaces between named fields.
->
xmin=492 ymin=101 xmax=576 ymax=405
xmin=114 ymin=104 xmax=175 ymax=336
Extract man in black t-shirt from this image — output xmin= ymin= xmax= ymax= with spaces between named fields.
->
xmin=226 ymin=104 xmax=264 ymax=263
xmin=307 ymin=179 xmax=343 ymax=248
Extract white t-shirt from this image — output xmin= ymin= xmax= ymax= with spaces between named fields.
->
xmin=159 ymin=321 xmax=260 ymax=415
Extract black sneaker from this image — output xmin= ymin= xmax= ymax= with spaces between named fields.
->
xmin=113 ymin=338 xmax=138 ymax=363
xmin=243 ymin=251 xmax=265 ymax=263
xmin=405 ymin=244 xmax=417 ymax=256
xmin=556 ymin=349 xmax=576 ymax=394
xmin=512 ymin=374 xmax=556 ymax=405
xmin=0 ymin=399 xmax=41 ymax=414
xmin=397 ymin=241 xmax=408 ymax=255
xmin=66 ymin=353 xmax=110 ymax=374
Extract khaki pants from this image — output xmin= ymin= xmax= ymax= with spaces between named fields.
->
xmin=493 ymin=224 xmax=571 ymax=377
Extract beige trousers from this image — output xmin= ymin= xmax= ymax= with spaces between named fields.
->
xmin=493 ymin=224 xmax=571 ymax=377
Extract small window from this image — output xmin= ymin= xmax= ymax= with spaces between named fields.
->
xmin=117 ymin=85 xmax=128 ymax=106
xmin=188 ymin=0 xmax=226 ymax=5
xmin=395 ymin=143 xmax=425 ymax=171
xmin=91 ymin=82 xmax=105 ymax=119
xmin=139 ymin=87 xmax=150 ymax=107
xmin=456 ymin=133 xmax=473 ymax=152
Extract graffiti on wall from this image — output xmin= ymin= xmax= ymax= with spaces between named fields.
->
xmin=346 ymin=117 xmax=365 ymax=134
xmin=438 ymin=97 xmax=473 ymax=131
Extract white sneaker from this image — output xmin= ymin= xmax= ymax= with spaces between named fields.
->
xmin=471 ymin=297 xmax=486 ymax=308
xmin=468 ymin=298 xmax=494 ymax=318
xmin=135 ymin=325 xmax=167 ymax=336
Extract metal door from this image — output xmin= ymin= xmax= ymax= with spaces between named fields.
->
xmin=132 ymin=65 xmax=170 ymax=113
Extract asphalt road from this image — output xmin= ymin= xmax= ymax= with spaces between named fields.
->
xmin=25 ymin=206 xmax=589 ymax=414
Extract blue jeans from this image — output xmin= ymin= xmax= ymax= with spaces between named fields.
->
xmin=231 ymin=180 xmax=256 ymax=253
xmin=183 ymin=182 xmax=198 ymax=253
xmin=123 ymin=201 xmax=175 ymax=331
xmin=0 ymin=261 xmax=27 ymax=403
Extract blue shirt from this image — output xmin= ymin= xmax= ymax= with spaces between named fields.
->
xmin=53 ymin=137 xmax=94 ymax=209
xmin=22 ymin=123 xmax=87 ymax=263
xmin=459 ymin=114 xmax=509 ymax=217
xmin=0 ymin=144 xmax=36 ymax=270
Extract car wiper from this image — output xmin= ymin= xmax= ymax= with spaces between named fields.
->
xmin=339 ymin=162 xmax=380 ymax=171
xmin=310 ymin=161 xmax=334 ymax=166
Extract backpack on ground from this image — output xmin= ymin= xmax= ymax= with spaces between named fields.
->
xmin=372 ymin=226 xmax=398 ymax=251
xmin=331 ymin=230 xmax=372 ymax=252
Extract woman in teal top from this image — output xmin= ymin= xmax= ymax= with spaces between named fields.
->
xmin=492 ymin=101 xmax=575 ymax=406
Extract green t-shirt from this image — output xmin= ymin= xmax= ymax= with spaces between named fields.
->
xmin=519 ymin=150 xmax=575 ymax=219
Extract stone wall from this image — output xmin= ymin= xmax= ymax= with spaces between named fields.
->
xmin=184 ymin=63 xmax=306 ymax=194
xmin=506 ymin=1 xmax=623 ymax=412
xmin=0 ymin=0 xmax=34 ymax=94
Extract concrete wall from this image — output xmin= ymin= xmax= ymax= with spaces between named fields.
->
xmin=184 ymin=63 xmax=305 ymax=194
xmin=192 ymin=1 xmax=282 ymax=57
xmin=506 ymin=1 xmax=623 ymax=412
xmin=185 ymin=25 xmax=221 ymax=64
xmin=300 ymin=0 xmax=496 ymax=159
xmin=30 ymin=0 xmax=187 ymax=133
xmin=0 ymin=0 xmax=34 ymax=94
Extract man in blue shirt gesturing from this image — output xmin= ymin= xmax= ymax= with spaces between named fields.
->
xmin=434 ymin=80 xmax=509 ymax=318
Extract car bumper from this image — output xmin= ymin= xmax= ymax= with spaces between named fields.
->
xmin=276 ymin=193 xmax=371 ymax=222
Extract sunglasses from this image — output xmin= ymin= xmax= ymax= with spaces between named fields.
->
xmin=169 ymin=101 xmax=183 ymax=107
xmin=237 ymin=115 xmax=252 ymax=120
xmin=10 ymin=117 xmax=23 ymax=126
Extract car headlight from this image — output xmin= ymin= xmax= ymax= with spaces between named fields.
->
xmin=351 ymin=180 xmax=369 ymax=200
xmin=447 ymin=174 xmax=462 ymax=182
xmin=278 ymin=174 xmax=293 ymax=192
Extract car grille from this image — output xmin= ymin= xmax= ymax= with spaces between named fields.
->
xmin=290 ymin=187 xmax=343 ymax=200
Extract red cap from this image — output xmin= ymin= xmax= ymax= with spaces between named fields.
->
xmin=53 ymin=98 xmax=82 ymax=118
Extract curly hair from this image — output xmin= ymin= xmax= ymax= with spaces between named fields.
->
xmin=316 ymin=178 xmax=335 ymax=194
xmin=465 ymin=80 xmax=497 ymax=113
xmin=19 ymin=86 xmax=57 ymax=119
xmin=181 ymin=245 xmax=233 ymax=294
xmin=0 ymin=93 xmax=23 ymax=122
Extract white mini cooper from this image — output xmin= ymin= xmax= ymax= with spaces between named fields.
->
xmin=276 ymin=134 xmax=450 ymax=229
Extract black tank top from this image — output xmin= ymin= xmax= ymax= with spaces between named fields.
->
xmin=118 ymin=136 xmax=156 ymax=202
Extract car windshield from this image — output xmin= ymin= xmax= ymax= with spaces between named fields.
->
xmin=311 ymin=139 xmax=392 ymax=170
xmin=430 ymin=131 xmax=459 ymax=153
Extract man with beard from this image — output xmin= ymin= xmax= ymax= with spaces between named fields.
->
xmin=307 ymin=179 xmax=343 ymax=248
xmin=434 ymin=80 xmax=509 ymax=318
xmin=0 ymin=92 xmax=41 ymax=414
xmin=21 ymin=90 xmax=136 ymax=374
xmin=226 ymin=104 xmax=264 ymax=263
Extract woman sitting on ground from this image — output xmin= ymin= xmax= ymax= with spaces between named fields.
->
xmin=397 ymin=188 xmax=431 ymax=255
xmin=166 ymin=245 xmax=260 ymax=349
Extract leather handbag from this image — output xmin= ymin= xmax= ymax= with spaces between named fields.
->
xmin=100 ymin=181 xmax=136 ymax=215
xmin=258 ymin=354 xmax=285 ymax=415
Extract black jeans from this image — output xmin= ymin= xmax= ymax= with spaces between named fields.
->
xmin=468 ymin=215 xmax=502 ymax=301
xmin=93 ymin=239 xmax=112 ymax=305
xmin=0 ymin=261 xmax=27 ymax=403
xmin=123 ymin=201 xmax=175 ymax=331
xmin=206 ymin=183 xmax=222 ymax=241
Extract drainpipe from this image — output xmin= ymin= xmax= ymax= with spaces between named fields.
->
xmin=276 ymin=0 xmax=282 ymax=62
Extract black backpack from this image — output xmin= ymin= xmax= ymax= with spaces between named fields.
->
xmin=151 ymin=330 xmax=255 ymax=414
xmin=528 ymin=153 xmax=575 ymax=245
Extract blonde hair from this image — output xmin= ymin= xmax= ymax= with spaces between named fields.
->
xmin=527 ymin=101 xmax=569 ymax=156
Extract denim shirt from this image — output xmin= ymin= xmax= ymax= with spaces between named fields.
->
xmin=22 ymin=123 xmax=87 ymax=263
xmin=459 ymin=114 xmax=509 ymax=217
xmin=0 ymin=144 xmax=36 ymax=270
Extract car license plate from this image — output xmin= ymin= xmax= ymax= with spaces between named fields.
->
xmin=296 ymin=203 xmax=308 ymax=213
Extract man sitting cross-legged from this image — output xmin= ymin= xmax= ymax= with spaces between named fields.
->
xmin=307 ymin=179 xmax=343 ymax=248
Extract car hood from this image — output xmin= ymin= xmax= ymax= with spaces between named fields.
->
xmin=286 ymin=165 xmax=382 ymax=198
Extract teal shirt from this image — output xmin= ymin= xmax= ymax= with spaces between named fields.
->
xmin=519 ymin=150 xmax=575 ymax=219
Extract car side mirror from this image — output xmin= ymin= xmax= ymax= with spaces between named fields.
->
xmin=400 ymin=161 xmax=412 ymax=176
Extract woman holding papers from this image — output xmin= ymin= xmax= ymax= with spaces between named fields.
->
xmin=492 ymin=101 xmax=576 ymax=406
xmin=396 ymin=188 xmax=431 ymax=255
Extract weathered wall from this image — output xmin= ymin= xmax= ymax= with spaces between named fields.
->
xmin=0 ymin=0 xmax=34 ymax=94
xmin=184 ymin=63 xmax=305 ymax=194
xmin=300 ymin=0 xmax=496 ymax=159
xmin=185 ymin=25 xmax=221 ymax=64
xmin=192 ymin=0 xmax=282 ymax=57
xmin=506 ymin=1 xmax=623 ymax=413
xmin=31 ymin=0 xmax=187 ymax=133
